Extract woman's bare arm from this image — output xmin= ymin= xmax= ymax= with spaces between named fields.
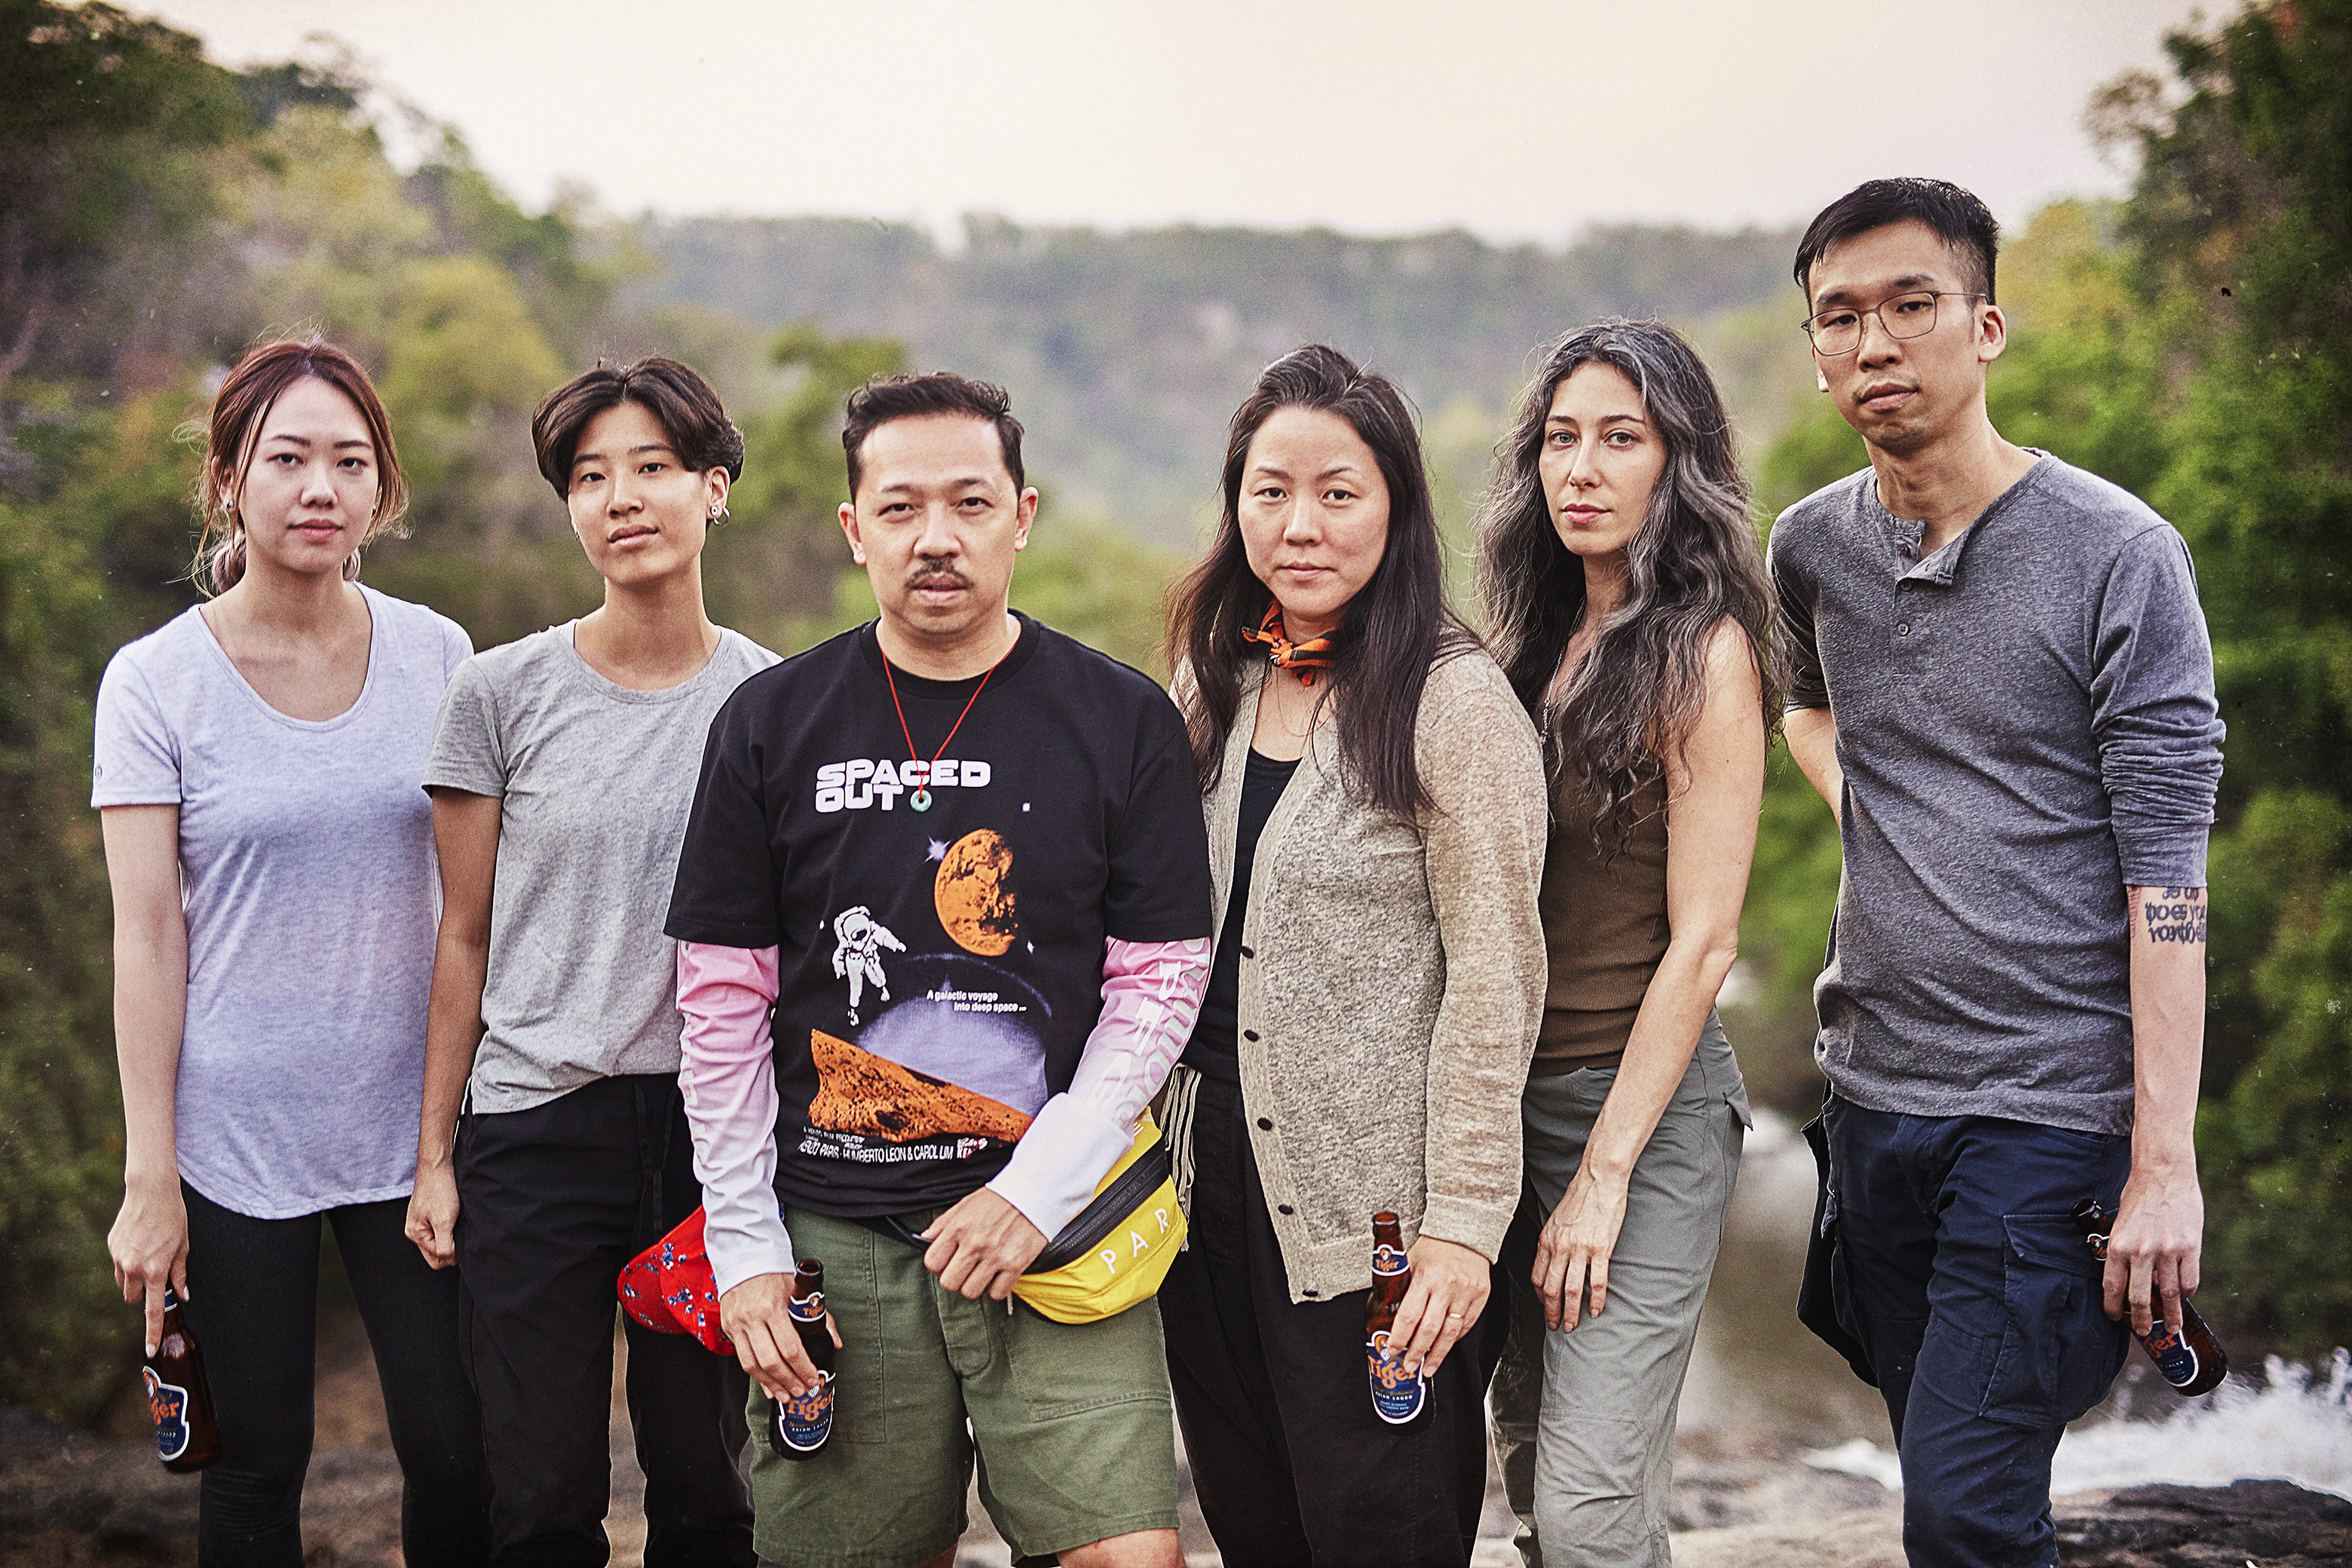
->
xmin=101 ymin=804 xmax=190 ymax=1355
xmin=405 ymin=789 xmax=501 ymax=1269
xmin=1534 ymin=620 xmax=1763 ymax=1328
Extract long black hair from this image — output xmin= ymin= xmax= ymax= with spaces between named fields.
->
xmin=1474 ymin=320 xmax=1777 ymax=846
xmin=1165 ymin=344 xmax=1468 ymax=819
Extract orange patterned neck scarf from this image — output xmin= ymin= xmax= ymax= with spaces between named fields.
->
xmin=1242 ymin=599 xmax=1338 ymax=688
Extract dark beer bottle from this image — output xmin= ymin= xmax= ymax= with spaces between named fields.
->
xmin=768 ymin=1260 xmax=838 ymax=1459
xmin=2071 ymin=1199 xmax=2229 ymax=1396
xmin=144 ymin=1285 xmax=222 ymax=1472
xmin=1365 ymin=1211 xmax=1426 ymax=1424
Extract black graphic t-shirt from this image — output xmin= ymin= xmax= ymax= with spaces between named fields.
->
xmin=666 ymin=614 xmax=1214 ymax=1218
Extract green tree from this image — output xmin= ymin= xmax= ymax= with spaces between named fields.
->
xmin=0 ymin=1 xmax=253 ymax=389
xmin=0 ymin=400 xmax=188 ymax=1416
xmin=713 ymin=323 xmax=907 ymax=655
xmin=0 ymin=10 xmax=635 ymax=1416
xmin=2123 ymin=0 xmax=2352 ymax=1352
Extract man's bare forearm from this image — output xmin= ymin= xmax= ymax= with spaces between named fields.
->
xmin=2126 ymin=884 xmax=2205 ymax=1171
xmin=2107 ymin=884 xmax=2207 ymax=1333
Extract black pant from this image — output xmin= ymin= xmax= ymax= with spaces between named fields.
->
xmin=1160 ymin=1077 xmax=1501 ymax=1568
xmin=180 ymin=1184 xmax=492 ymax=1567
xmin=455 ymin=1073 xmax=753 ymax=1568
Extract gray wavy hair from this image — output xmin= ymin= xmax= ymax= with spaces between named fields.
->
xmin=1473 ymin=318 xmax=1778 ymax=849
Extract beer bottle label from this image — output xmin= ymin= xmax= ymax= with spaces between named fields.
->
xmin=789 ymin=1291 xmax=825 ymax=1325
xmin=145 ymin=1367 xmax=193 ymax=1462
xmin=1372 ymin=1243 xmax=1408 ymax=1276
xmin=2140 ymin=1320 xmax=2200 ymax=1388
xmin=1366 ymin=1331 xmax=1426 ymax=1425
xmin=773 ymin=1370 xmax=836 ymax=1453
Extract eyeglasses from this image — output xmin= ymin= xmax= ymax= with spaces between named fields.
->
xmin=1799 ymin=290 xmax=1983 ymax=356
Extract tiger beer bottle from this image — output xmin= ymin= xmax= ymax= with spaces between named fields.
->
xmin=769 ymin=1260 xmax=838 ymax=1459
xmin=2072 ymin=1199 xmax=2229 ymax=1396
xmin=1365 ymin=1211 xmax=1426 ymax=1424
xmin=144 ymin=1285 xmax=222 ymax=1472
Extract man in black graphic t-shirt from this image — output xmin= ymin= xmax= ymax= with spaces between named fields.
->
xmin=666 ymin=372 xmax=1212 ymax=1568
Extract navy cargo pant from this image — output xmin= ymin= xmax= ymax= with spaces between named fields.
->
xmin=1823 ymin=1098 xmax=2133 ymax=1568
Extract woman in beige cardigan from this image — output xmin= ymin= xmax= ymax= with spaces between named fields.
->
xmin=1158 ymin=344 xmax=1548 ymax=1568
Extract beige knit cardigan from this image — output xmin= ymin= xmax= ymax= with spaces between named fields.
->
xmin=1184 ymin=649 xmax=1548 ymax=1303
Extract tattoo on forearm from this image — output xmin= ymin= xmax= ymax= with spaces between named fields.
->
xmin=2142 ymin=887 xmax=2207 ymax=945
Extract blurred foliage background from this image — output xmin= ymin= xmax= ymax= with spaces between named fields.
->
xmin=0 ymin=0 xmax=2344 ymax=1421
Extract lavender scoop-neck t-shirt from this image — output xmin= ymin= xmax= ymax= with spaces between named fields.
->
xmin=91 ymin=586 xmax=473 ymax=1219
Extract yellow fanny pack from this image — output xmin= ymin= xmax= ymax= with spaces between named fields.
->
xmin=859 ymin=1113 xmax=1186 ymax=1324
xmin=1012 ymin=1112 xmax=1186 ymax=1324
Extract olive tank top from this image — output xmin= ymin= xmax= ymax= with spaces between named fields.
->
xmin=1530 ymin=770 xmax=1668 ymax=1074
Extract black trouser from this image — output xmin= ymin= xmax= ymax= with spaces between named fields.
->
xmin=455 ymin=1073 xmax=754 ymax=1568
xmin=1160 ymin=1076 xmax=1502 ymax=1568
xmin=180 ymin=1184 xmax=492 ymax=1568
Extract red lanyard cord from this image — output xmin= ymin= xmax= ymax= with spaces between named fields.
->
xmin=882 ymin=643 xmax=1006 ymax=808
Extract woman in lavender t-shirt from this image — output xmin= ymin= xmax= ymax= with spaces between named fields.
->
xmin=93 ymin=339 xmax=490 ymax=1566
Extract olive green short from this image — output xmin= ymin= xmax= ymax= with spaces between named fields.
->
xmin=746 ymin=1205 xmax=1180 ymax=1568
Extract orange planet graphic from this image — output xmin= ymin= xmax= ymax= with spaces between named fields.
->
xmin=935 ymin=828 xmax=1018 ymax=956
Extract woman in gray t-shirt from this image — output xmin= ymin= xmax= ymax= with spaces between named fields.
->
xmin=406 ymin=357 xmax=776 ymax=1563
xmin=93 ymin=338 xmax=492 ymax=1563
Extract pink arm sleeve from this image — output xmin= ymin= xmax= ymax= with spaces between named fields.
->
xmin=676 ymin=940 xmax=795 ymax=1294
xmin=985 ymin=936 xmax=1211 ymax=1239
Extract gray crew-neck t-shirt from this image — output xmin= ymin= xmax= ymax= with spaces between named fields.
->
xmin=90 ymin=587 xmax=474 ymax=1218
xmin=424 ymin=623 xmax=779 ymax=1114
xmin=1769 ymin=453 xmax=2225 ymax=1133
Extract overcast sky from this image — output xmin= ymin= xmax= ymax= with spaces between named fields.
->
xmin=143 ymin=0 xmax=2206 ymax=241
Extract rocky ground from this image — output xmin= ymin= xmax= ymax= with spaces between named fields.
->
xmin=5 ymin=1313 xmax=2343 ymax=1566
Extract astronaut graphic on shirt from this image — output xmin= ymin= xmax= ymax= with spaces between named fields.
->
xmin=830 ymin=905 xmax=903 ymax=1025
xmin=801 ymin=825 xmax=1052 ymax=1171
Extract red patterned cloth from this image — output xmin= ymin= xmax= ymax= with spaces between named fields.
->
xmin=617 ymin=1206 xmax=733 ymax=1355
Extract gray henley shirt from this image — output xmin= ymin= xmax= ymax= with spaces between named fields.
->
xmin=1768 ymin=453 xmax=2224 ymax=1134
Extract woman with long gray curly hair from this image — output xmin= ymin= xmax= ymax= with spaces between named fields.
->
xmin=1475 ymin=319 xmax=1774 ymax=1568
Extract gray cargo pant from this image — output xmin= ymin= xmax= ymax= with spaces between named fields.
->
xmin=1490 ymin=1018 xmax=1748 ymax=1568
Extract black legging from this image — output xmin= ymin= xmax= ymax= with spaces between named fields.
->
xmin=180 ymin=1184 xmax=492 ymax=1566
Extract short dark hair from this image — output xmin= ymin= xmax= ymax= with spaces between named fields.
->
xmin=531 ymin=356 xmax=744 ymax=499
xmin=841 ymin=372 xmax=1025 ymax=499
xmin=1793 ymin=177 xmax=2001 ymax=304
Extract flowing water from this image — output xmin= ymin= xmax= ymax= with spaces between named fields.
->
xmin=1686 ymin=1108 xmax=2352 ymax=1499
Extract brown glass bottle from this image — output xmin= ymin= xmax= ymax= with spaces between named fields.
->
xmin=768 ymin=1260 xmax=838 ymax=1459
xmin=145 ymin=1285 xmax=222 ymax=1472
xmin=2071 ymin=1199 xmax=2229 ymax=1396
xmin=1365 ymin=1211 xmax=1425 ymax=1424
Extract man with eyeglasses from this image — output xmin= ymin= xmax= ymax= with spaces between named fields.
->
xmin=1766 ymin=178 xmax=2223 ymax=1568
